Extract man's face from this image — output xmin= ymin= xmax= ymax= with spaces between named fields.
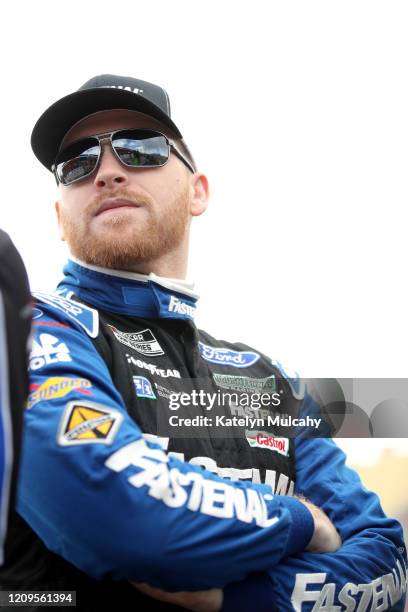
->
xmin=56 ymin=110 xmax=204 ymax=272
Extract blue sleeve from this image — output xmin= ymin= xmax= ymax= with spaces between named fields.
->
xmin=222 ymin=396 xmax=407 ymax=611
xmin=17 ymin=299 xmax=315 ymax=591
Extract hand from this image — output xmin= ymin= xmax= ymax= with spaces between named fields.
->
xmin=297 ymin=496 xmax=342 ymax=553
xmin=131 ymin=582 xmax=223 ymax=612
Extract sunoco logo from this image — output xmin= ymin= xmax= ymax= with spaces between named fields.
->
xmin=245 ymin=430 xmax=289 ymax=456
xmin=108 ymin=325 xmax=164 ymax=357
xmin=27 ymin=377 xmax=92 ymax=409
xmin=199 ymin=342 xmax=260 ymax=368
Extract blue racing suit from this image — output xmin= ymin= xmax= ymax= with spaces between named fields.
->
xmin=9 ymin=259 xmax=407 ymax=610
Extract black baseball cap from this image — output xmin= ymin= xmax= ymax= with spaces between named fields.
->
xmin=31 ymin=74 xmax=184 ymax=171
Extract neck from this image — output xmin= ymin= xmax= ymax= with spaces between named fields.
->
xmin=121 ymin=239 xmax=190 ymax=279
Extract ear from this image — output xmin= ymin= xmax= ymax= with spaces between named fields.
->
xmin=189 ymin=173 xmax=209 ymax=217
xmin=55 ymin=200 xmax=66 ymax=241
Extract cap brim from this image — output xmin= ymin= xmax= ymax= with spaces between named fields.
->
xmin=31 ymin=87 xmax=183 ymax=171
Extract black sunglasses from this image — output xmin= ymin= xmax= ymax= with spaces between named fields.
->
xmin=52 ymin=128 xmax=195 ymax=186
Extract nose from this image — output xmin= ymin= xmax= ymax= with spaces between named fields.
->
xmin=93 ymin=143 xmax=129 ymax=189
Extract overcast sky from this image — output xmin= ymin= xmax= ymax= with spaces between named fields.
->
xmin=2 ymin=0 xmax=408 ymax=384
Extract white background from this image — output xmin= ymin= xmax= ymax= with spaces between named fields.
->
xmin=1 ymin=1 xmax=408 ymax=388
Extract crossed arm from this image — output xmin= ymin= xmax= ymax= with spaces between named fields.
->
xmin=132 ymin=495 xmax=342 ymax=611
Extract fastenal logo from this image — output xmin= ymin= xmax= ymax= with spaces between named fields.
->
xmin=27 ymin=377 xmax=92 ymax=409
xmin=199 ymin=342 xmax=260 ymax=368
xmin=168 ymin=295 xmax=196 ymax=318
xmin=105 ymin=440 xmax=280 ymax=528
xmin=58 ymin=401 xmax=123 ymax=446
xmin=291 ymin=562 xmax=407 ymax=612
xmin=245 ymin=430 xmax=289 ymax=456
xmin=108 ymin=325 xmax=164 ymax=357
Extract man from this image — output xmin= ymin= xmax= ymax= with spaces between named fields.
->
xmin=0 ymin=231 xmax=31 ymax=565
xmin=3 ymin=75 xmax=406 ymax=611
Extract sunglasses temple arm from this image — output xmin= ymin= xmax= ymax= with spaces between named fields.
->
xmin=51 ymin=164 xmax=60 ymax=186
xmin=170 ymin=144 xmax=196 ymax=174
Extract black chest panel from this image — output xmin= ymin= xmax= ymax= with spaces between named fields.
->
xmin=93 ymin=311 xmax=297 ymax=495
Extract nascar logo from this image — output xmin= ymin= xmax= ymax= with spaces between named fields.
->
xmin=108 ymin=325 xmax=164 ymax=357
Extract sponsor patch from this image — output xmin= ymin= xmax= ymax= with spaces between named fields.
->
xmin=108 ymin=325 xmax=164 ymax=356
xmin=58 ymin=401 xmax=123 ymax=446
xmin=33 ymin=292 xmax=99 ymax=338
xmin=27 ymin=377 xmax=92 ymax=409
xmin=154 ymin=383 xmax=174 ymax=399
xmin=126 ymin=354 xmax=181 ymax=378
xmin=150 ymin=284 xmax=197 ymax=320
xmin=213 ymin=373 xmax=276 ymax=393
xmin=245 ymin=430 xmax=289 ymax=456
xmin=133 ymin=376 xmax=156 ymax=399
xmin=29 ymin=333 xmax=72 ymax=371
xmin=168 ymin=295 xmax=196 ymax=318
xmin=291 ymin=562 xmax=407 ymax=612
xmin=199 ymin=342 xmax=260 ymax=368
xmin=105 ymin=440 xmax=279 ymax=528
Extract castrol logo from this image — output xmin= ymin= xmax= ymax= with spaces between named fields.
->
xmin=245 ymin=430 xmax=289 ymax=456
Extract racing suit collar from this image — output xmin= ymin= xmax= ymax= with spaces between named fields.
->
xmin=57 ymin=258 xmax=199 ymax=320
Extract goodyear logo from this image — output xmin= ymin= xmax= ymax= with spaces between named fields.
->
xmin=58 ymin=401 xmax=123 ymax=446
xmin=27 ymin=377 xmax=92 ymax=409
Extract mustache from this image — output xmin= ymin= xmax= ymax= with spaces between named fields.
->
xmin=86 ymin=188 xmax=153 ymax=216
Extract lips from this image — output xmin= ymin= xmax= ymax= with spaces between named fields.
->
xmin=96 ymin=198 xmax=141 ymax=216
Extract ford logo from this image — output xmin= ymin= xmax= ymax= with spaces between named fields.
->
xmin=198 ymin=342 xmax=260 ymax=368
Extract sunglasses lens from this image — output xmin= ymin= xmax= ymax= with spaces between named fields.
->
xmin=112 ymin=130 xmax=169 ymax=168
xmin=56 ymin=139 xmax=100 ymax=185
xmin=54 ymin=130 xmax=170 ymax=185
